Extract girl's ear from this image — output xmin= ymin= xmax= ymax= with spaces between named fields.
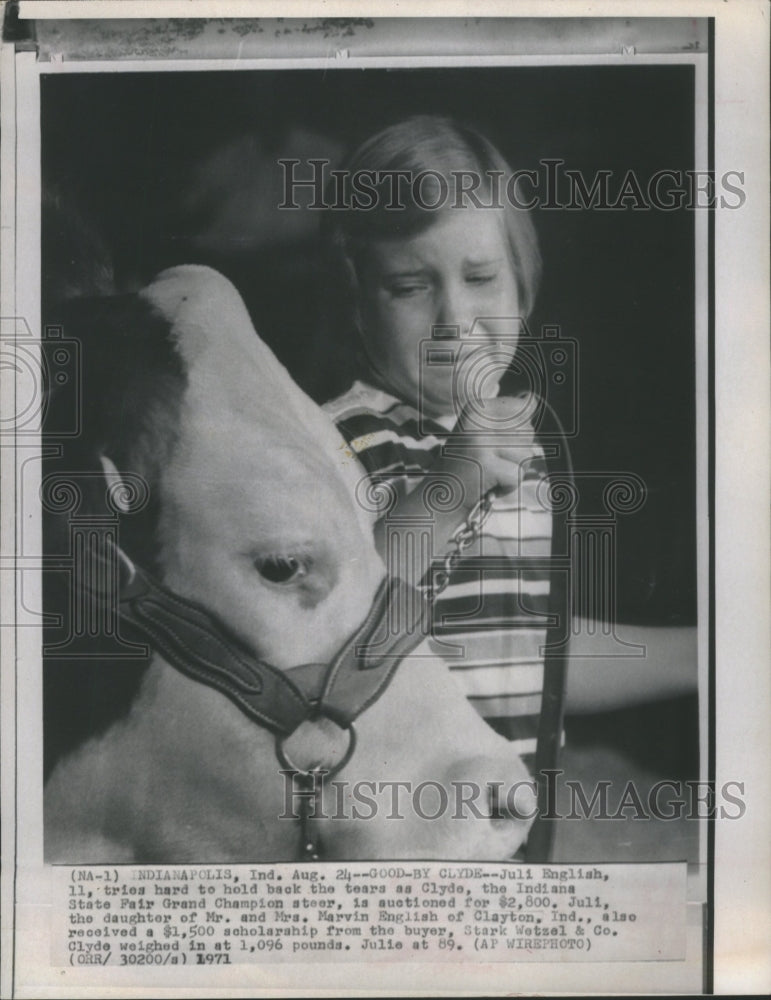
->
xmin=98 ymin=454 xmax=132 ymax=513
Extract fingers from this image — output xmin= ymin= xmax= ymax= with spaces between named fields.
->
xmin=485 ymin=454 xmax=527 ymax=492
xmin=452 ymin=395 xmax=537 ymax=495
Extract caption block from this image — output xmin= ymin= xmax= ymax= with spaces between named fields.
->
xmin=53 ymin=861 xmax=686 ymax=967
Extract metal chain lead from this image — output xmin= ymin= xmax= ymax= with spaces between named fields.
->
xmin=420 ymin=487 xmax=498 ymax=603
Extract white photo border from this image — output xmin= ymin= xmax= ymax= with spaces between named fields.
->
xmin=1 ymin=3 xmax=768 ymax=997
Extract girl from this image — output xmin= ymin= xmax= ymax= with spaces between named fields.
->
xmin=322 ymin=116 xmax=695 ymax=762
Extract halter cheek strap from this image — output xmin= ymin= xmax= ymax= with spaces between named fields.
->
xmin=104 ymin=542 xmax=430 ymax=739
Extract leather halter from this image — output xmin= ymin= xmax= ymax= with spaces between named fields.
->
xmin=88 ymin=541 xmax=433 ymax=860
xmin=101 ymin=541 xmax=430 ymax=739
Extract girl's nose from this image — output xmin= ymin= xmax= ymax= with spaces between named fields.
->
xmin=435 ymin=286 xmax=475 ymax=338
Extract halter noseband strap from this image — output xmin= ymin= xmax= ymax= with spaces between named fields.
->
xmin=101 ymin=541 xmax=430 ymax=739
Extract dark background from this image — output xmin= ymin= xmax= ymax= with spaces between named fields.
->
xmin=41 ymin=66 xmax=699 ymax=786
xmin=42 ymin=65 xmax=697 ymax=624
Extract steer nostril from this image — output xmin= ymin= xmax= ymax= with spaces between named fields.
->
xmin=488 ymin=783 xmax=506 ymax=821
xmin=487 ymin=778 xmax=538 ymax=824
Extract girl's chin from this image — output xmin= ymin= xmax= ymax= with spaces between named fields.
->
xmin=408 ymin=373 xmax=501 ymax=420
xmin=416 ymin=389 xmax=458 ymax=421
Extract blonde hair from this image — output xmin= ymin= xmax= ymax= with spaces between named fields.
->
xmin=323 ymin=115 xmax=542 ymax=321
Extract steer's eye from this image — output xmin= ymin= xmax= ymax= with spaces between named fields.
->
xmin=254 ymin=555 xmax=308 ymax=585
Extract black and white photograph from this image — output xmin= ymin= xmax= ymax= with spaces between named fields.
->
xmin=1 ymin=3 xmax=768 ymax=997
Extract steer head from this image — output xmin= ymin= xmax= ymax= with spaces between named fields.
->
xmin=44 ymin=266 xmax=535 ymax=863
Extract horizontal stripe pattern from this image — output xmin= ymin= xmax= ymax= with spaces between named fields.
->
xmin=324 ymin=380 xmax=555 ymax=735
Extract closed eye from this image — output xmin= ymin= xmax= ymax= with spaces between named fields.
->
xmin=466 ymin=273 xmax=498 ymax=285
xmin=388 ymin=282 xmax=429 ymax=297
xmin=254 ymin=555 xmax=309 ymax=585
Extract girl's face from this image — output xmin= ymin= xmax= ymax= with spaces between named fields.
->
xmin=357 ymin=206 xmax=521 ymax=419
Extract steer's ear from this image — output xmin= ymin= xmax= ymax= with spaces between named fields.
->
xmin=98 ymin=454 xmax=132 ymax=513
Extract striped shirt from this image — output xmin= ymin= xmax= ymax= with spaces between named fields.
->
xmin=323 ymin=380 xmax=552 ymax=758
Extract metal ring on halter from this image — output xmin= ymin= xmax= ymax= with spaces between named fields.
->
xmin=274 ymin=720 xmax=358 ymax=781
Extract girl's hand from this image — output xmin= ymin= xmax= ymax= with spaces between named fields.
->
xmin=451 ymin=396 xmax=537 ymax=495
